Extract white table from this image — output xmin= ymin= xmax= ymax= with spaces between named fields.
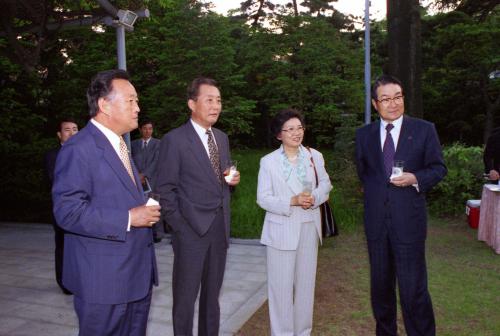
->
xmin=478 ymin=184 xmax=500 ymax=254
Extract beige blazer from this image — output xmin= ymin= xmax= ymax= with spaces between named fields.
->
xmin=257 ymin=146 xmax=332 ymax=250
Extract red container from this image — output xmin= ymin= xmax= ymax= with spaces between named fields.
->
xmin=466 ymin=200 xmax=481 ymax=229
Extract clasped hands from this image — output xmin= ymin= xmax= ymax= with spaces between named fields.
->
xmin=291 ymin=192 xmax=315 ymax=210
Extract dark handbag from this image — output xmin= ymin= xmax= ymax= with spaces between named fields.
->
xmin=307 ymin=147 xmax=338 ymax=237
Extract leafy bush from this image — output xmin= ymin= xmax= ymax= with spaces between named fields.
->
xmin=428 ymin=143 xmax=484 ymax=216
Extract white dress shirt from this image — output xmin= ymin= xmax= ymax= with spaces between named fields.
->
xmin=379 ymin=115 xmax=419 ymax=190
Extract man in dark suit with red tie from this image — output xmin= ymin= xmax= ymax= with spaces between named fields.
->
xmin=355 ymin=75 xmax=447 ymax=336
xmin=52 ymin=69 xmax=160 ymax=336
xmin=156 ymin=77 xmax=240 ymax=336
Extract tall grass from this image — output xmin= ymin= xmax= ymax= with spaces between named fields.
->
xmin=230 ymin=149 xmax=363 ymax=238
xmin=230 ymin=150 xmax=267 ymax=238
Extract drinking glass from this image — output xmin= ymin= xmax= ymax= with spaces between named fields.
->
xmin=302 ymin=180 xmax=313 ymax=196
xmin=391 ymin=160 xmax=404 ymax=178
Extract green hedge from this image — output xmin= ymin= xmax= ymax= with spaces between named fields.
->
xmin=428 ymin=143 xmax=484 ymax=216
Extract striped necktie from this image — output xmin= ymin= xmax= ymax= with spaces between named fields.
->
xmin=119 ymin=136 xmax=136 ymax=185
xmin=383 ymin=123 xmax=395 ymax=178
xmin=206 ymin=129 xmax=222 ymax=183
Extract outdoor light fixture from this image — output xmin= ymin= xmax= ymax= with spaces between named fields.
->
xmin=117 ymin=9 xmax=138 ymax=29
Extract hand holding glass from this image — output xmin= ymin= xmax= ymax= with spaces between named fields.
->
xmin=224 ymin=160 xmax=238 ymax=183
xmin=146 ymin=193 xmax=160 ymax=224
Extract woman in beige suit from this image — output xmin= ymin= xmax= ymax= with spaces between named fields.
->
xmin=257 ymin=109 xmax=332 ymax=336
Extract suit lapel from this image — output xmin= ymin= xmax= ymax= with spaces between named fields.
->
xmin=185 ymin=122 xmax=222 ymax=188
xmin=214 ymin=128 xmax=228 ymax=174
xmin=89 ymin=123 xmax=144 ymax=203
xmin=395 ymin=116 xmax=413 ymax=160
xmin=369 ymin=120 xmax=386 ymax=175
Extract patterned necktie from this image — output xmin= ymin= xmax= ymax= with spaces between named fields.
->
xmin=206 ymin=129 xmax=222 ymax=183
xmin=383 ymin=123 xmax=395 ymax=178
xmin=119 ymin=136 xmax=136 ymax=185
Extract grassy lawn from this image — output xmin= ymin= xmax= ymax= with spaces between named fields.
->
xmin=236 ymin=217 xmax=500 ymax=335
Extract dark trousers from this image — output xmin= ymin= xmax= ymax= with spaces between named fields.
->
xmin=74 ymin=289 xmax=152 ymax=336
xmin=171 ymin=210 xmax=228 ymax=336
xmin=53 ymin=223 xmax=71 ymax=294
xmin=367 ymin=220 xmax=435 ymax=336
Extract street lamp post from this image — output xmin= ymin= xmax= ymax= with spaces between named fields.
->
xmin=97 ymin=0 xmax=149 ymax=147
xmin=364 ymin=0 xmax=371 ymax=125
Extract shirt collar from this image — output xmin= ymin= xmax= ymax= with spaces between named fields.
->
xmin=190 ymin=118 xmax=212 ymax=137
xmin=90 ymin=118 xmax=121 ymax=151
xmin=380 ymin=114 xmax=403 ymax=131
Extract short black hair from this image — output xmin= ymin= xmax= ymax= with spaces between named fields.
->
xmin=187 ymin=77 xmax=218 ymax=101
xmin=270 ymin=108 xmax=305 ymax=137
xmin=58 ymin=118 xmax=78 ymax=132
xmin=87 ymin=69 xmax=130 ymax=117
xmin=371 ymin=74 xmax=404 ymax=100
xmin=139 ymin=119 xmax=154 ymax=128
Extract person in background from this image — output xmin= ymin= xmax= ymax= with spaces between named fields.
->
xmin=131 ymin=119 xmax=162 ymax=242
xmin=483 ymin=127 xmax=500 ymax=182
xmin=257 ymin=108 xmax=332 ymax=336
xmin=156 ymin=77 xmax=240 ymax=336
xmin=44 ymin=118 xmax=79 ymax=295
xmin=52 ymin=69 xmax=160 ymax=336
xmin=355 ymin=74 xmax=447 ymax=336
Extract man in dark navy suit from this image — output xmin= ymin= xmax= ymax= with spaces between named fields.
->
xmin=355 ymin=75 xmax=447 ymax=336
xmin=44 ymin=118 xmax=78 ymax=295
xmin=52 ymin=69 xmax=160 ymax=336
xmin=44 ymin=119 xmax=79 ymax=184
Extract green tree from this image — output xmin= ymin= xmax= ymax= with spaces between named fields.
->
xmin=422 ymin=10 xmax=500 ymax=144
xmin=127 ymin=0 xmax=257 ymax=137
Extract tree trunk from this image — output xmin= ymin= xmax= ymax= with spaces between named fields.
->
xmin=292 ymin=0 xmax=299 ymax=16
xmin=252 ymin=0 xmax=265 ymax=27
xmin=387 ymin=0 xmax=423 ymax=118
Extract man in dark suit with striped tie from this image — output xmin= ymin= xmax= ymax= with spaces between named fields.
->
xmin=156 ymin=77 xmax=240 ymax=336
xmin=52 ymin=69 xmax=160 ymax=336
xmin=355 ymin=75 xmax=447 ymax=336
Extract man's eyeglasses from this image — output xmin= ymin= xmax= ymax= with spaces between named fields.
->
xmin=281 ymin=126 xmax=305 ymax=133
xmin=377 ymin=95 xmax=404 ymax=107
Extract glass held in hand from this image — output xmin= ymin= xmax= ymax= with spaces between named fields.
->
xmin=302 ymin=180 xmax=313 ymax=196
xmin=390 ymin=160 xmax=404 ymax=179
xmin=146 ymin=193 xmax=160 ymax=225
xmin=224 ymin=160 xmax=238 ymax=183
